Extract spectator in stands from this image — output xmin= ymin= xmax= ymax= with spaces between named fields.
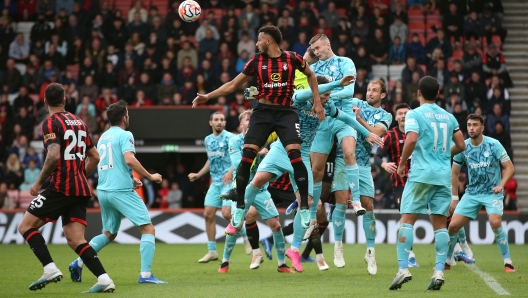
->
xmin=0 ymin=182 xmax=13 ymax=209
xmin=167 ymin=182 xmax=182 ymax=209
xmin=128 ymin=0 xmax=147 ymax=23
xmin=75 ymin=95 xmax=95 ymax=117
xmin=462 ymin=43 xmax=482 ymax=74
xmin=487 ymin=87 xmax=510 ymax=116
xmin=118 ymin=58 xmax=140 ymax=87
xmin=487 ymin=74 xmax=509 ymax=100
xmin=389 ymin=36 xmax=405 ymax=65
xmin=12 ymin=105 xmax=34 ymax=140
xmin=350 ymin=16 xmax=369 ymax=44
xmin=118 ymin=76 xmax=137 ymax=104
xmin=406 ymin=33 xmax=426 ymax=65
xmin=480 ymin=2 xmax=507 ymax=45
xmin=107 ymin=18 xmax=129 ymax=51
xmin=157 ymin=73 xmax=177 ymax=103
xmin=20 ymin=158 xmax=39 ymax=190
xmin=483 ymin=43 xmax=512 ymax=87
xmin=426 ymin=29 xmax=452 ymax=60
xmin=239 ymin=3 xmax=260 ymax=31
xmin=23 ymin=145 xmax=40 ymax=168
xmin=407 ymin=0 xmax=424 ymax=10
xmin=55 ymin=0 xmax=73 ymax=15
xmin=354 ymin=68 xmax=368 ymax=99
xmin=259 ymin=3 xmax=277 ymax=26
xmin=3 ymin=58 xmax=22 ymax=93
xmin=445 ymin=91 xmax=468 ymax=113
xmin=355 ymin=45 xmax=372 ymax=76
xmin=491 ymin=121 xmax=512 ymax=161
xmin=177 ymin=56 xmax=196 ymax=89
xmin=177 ymin=41 xmax=198 ymax=70
xmin=401 ymin=56 xmax=424 ymax=87
xmin=333 ymin=17 xmax=350 ymax=41
xmin=486 ymin=103 xmax=510 ymax=134
xmin=390 ymin=1 xmax=408 ymax=24
xmin=235 ymin=50 xmax=250 ymax=73
xmin=95 ymin=88 xmax=117 ymax=116
xmin=30 ymin=14 xmax=52 ymax=44
xmin=293 ymin=31 xmax=310 ymax=55
xmin=462 ymin=11 xmax=480 ymax=46
xmin=427 ymin=47 xmax=444 ymax=72
xmin=466 ymin=71 xmax=487 ymax=105
xmin=442 ymin=3 xmax=463 ymax=48
xmin=369 ymin=28 xmax=389 ymax=64
xmin=21 ymin=65 xmax=37 ymax=93
xmin=333 ymin=31 xmax=353 ymax=57
xmin=8 ymin=33 xmax=29 ymax=63
xmin=36 ymin=0 xmax=54 ymax=21
xmin=430 ymin=58 xmax=449 ymax=90
xmin=199 ymin=29 xmax=219 ymax=60
xmin=195 ymin=19 xmax=219 ymax=43
xmin=128 ymin=11 xmax=149 ymax=41
xmin=389 ymin=15 xmax=408 ymax=44
xmin=502 ymin=168 xmax=517 ymax=210
xmin=132 ymin=89 xmax=153 ymax=107
xmin=79 ymin=75 xmax=98 ymax=102
xmin=150 ymin=16 xmax=167 ymax=44
xmin=4 ymin=153 xmax=23 ymax=189
xmin=237 ymin=31 xmax=255 ymax=57
xmin=371 ymin=11 xmax=389 ymax=40
xmin=97 ymin=61 xmax=117 ymax=92
xmin=13 ymin=86 xmax=33 ymax=114
xmin=320 ymin=1 xmax=339 ymax=27
xmin=444 ymin=71 xmax=466 ymax=101
xmin=369 ymin=0 xmax=390 ymax=16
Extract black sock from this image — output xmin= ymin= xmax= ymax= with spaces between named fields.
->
xmin=245 ymin=222 xmax=260 ymax=249
xmin=302 ymin=221 xmax=328 ymax=258
xmin=302 ymin=240 xmax=314 ymax=259
xmin=75 ymin=243 xmax=106 ymax=277
xmin=287 ymin=149 xmax=309 ymax=209
xmin=282 ymin=221 xmax=294 ymax=237
xmin=236 ymin=148 xmax=257 ymax=208
xmin=23 ymin=228 xmax=53 ymax=267
xmin=266 ymin=235 xmax=274 ymax=244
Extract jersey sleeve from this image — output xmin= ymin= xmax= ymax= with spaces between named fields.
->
xmin=120 ymin=131 xmax=136 ymax=154
xmin=341 ymin=58 xmax=357 ymax=77
xmin=379 ymin=112 xmax=393 ymax=130
xmin=453 ymin=151 xmax=465 ymax=167
xmin=242 ymin=54 xmax=258 ymax=76
xmin=41 ymin=118 xmax=60 ymax=150
xmin=228 ymin=137 xmax=242 ymax=169
xmin=382 ymin=131 xmax=392 ymax=150
xmin=494 ymin=140 xmax=510 ymax=163
xmin=451 ymin=114 xmax=460 ymax=133
xmin=404 ymin=110 xmax=419 ymax=134
xmin=291 ymin=52 xmax=306 ymax=72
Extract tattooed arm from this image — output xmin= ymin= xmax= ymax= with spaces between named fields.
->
xmin=30 ymin=143 xmax=60 ymax=196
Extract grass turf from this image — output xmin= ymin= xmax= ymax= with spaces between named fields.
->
xmin=0 ymin=243 xmax=525 ymax=297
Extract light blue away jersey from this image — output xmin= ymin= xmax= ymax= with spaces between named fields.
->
xmin=453 ymin=136 xmax=510 ymax=195
xmin=310 ymin=55 xmax=356 ymax=112
xmin=205 ymin=130 xmax=234 ymax=184
xmin=346 ymin=98 xmax=392 ymax=166
xmin=229 ymin=133 xmax=267 ymax=191
xmin=97 ymin=126 xmax=136 ymax=192
xmin=292 ymin=95 xmax=320 ymax=151
xmin=405 ymin=103 xmax=459 ymax=186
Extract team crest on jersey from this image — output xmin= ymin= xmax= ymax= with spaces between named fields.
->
xmin=229 ymin=146 xmax=234 ymax=153
xmin=129 ymin=138 xmax=134 ymax=146
xmin=329 ymin=65 xmax=337 ymax=72
xmin=483 ymin=151 xmax=490 ymax=157
xmin=374 ymin=114 xmax=381 ymax=120
xmin=283 ymin=64 xmax=288 ymax=70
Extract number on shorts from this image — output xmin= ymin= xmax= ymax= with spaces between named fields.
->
xmin=64 ymin=129 xmax=87 ymax=160
xmin=31 ymin=195 xmax=46 ymax=208
xmin=326 ymin=162 xmax=334 ymax=174
xmin=98 ymin=142 xmax=114 ymax=171
xmin=492 ymin=199 xmax=503 ymax=211
xmin=264 ymin=199 xmax=273 ymax=210
xmin=430 ymin=122 xmax=448 ymax=152
xmin=295 ymin=123 xmax=300 ymax=137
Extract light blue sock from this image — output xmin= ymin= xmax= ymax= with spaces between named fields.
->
xmin=346 ymin=164 xmax=360 ymax=203
xmin=222 ymin=234 xmax=237 ymax=261
xmin=332 ymin=203 xmax=347 ymax=241
xmin=239 ymin=226 xmax=247 ymax=237
xmin=397 ymin=223 xmax=414 ymax=269
xmin=273 ymin=231 xmax=286 ymax=263
xmin=207 ymin=241 xmax=216 ymax=252
xmin=78 ymin=234 xmax=110 ymax=265
xmin=363 ymin=211 xmax=376 ymax=248
xmin=434 ymin=228 xmax=449 ymax=272
xmin=310 ymin=182 xmax=322 ymax=220
xmin=311 ymin=179 xmax=322 ymax=210
xmin=447 ymin=234 xmax=458 ymax=260
xmin=244 ymin=183 xmax=260 ymax=208
xmin=493 ymin=227 xmax=510 ymax=259
xmin=140 ymin=234 xmax=155 ymax=273
xmin=292 ymin=211 xmax=304 ymax=248
xmin=457 ymin=227 xmax=467 ymax=244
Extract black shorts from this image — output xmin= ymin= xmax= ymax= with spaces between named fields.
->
xmin=26 ymin=188 xmax=91 ymax=226
xmin=268 ymin=186 xmax=296 ymax=208
xmin=245 ymin=103 xmax=301 ymax=148
xmin=322 ymin=144 xmax=337 ymax=183
xmin=394 ymin=186 xmax=404 ymax=211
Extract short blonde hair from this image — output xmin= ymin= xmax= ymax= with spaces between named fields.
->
xmin=309 ymin=34 xmax=330 ymax=45
xmin=238 ymin=109 xmax=253 ymax=122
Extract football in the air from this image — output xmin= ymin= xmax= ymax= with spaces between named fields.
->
xmin=179 ymin=0 xmax=201 ymax=22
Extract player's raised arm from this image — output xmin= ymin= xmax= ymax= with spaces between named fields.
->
xmin=193 ymin=72 xmax=253 ymax=107
xmin=85 ymin=146 xmax=100 ymax=176
xmin=302 ymin=64 xmax=325 ymax=122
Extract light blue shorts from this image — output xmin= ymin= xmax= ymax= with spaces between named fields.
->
xmin=231 ymin=190 xmax=279 ymax=220
xmin=257 ymin=142 xmax=313 ymax=196
xmin=359 ymin=165 xmax=375 ymax=198
xmin=311 ymin=117 xmax=357 ymax=155
xmin=98 ymin=189 xmax=151 ymax=234
xmin=331 ymin=158 xmax=348 ymax=192
xmin=204 ymin=183 xmax=233 ymax=209
xmin=400 ymin=181 xmax=451 ymax=216
xmin=454 ymin=193 xmax=504 ymax=219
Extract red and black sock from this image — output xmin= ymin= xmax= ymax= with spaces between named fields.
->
xmin=245 ymin=222 xmax=260 ymax=249
xmin=23 ymin=228 xmax=53 ymax=267
xmin=236 ymin=148 xmax=257 ymax=209
xmin=75 ymin=243 xmax=106 ymax=277
xmin=287 ymin=149 xmax=309 ymax=209
xmin=302 ymin=221 xmax=328 ymax=258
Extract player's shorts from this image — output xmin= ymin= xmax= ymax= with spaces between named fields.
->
xmin=231 ymin=190 xmax=279 ymax=220
xmin=258 ymin=142 xmax=313 ymax=196
xmin=98 ymin=189 xmax=151 ymax=234
xmin=454 ymin=193 xmax=504 ymax=219
xmin=311 ymin=117 xmax=357 ymax=154
xmin=359 ymin=165 xmax=375 ymax=198
xmin=400 ymin=181 xmax=451 ymax=216
xmin=244 ymin=103 xmax=301 ymax=148
xmin=330 ymin=158 xmax=347 ymax=192
xmin=204 ymin=183 xmax=233 ymax=209
xmin=26 ymin=188 xmax=90 ymax=226
xmin=268 ymin=186 xmax=295 ymax=208
xmin=322 ymin=144 xmax=337 ymax=184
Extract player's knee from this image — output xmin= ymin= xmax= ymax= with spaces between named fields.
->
xmin=221 ymin=209 xmax=231 ymax=220
xmin=245 ymin=211 xmax=257 ymax=223
xmin=251 ymin=175 xmax=266 ymax=188
xmin=447 ymin=223 xmax=461 ymax=234
xmin=66 ymin=238 xmax=85 ymax=250
xmin=343 ymin=150 xmax=356 ymax=164
xmin=361 ymin=197 xmax=374 ymax=210
xmin=268 ymin=218 xmax=281 ymax=232
xmin=312 ymin=167 xmax=324 ymax=181
xmin=203 ymin=210 xmax=214 ymax=221
xmin=489 ymin=218 xmax=502 ymax=230
xmin=139 ymin=224 xmax=155 ymax=235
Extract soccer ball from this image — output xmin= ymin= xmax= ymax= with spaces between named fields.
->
xmin=179 ymin=0 xmax=201 ymax=22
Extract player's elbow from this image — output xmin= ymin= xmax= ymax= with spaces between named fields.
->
xmin=124 ymin=154 xmax=136 ymax=166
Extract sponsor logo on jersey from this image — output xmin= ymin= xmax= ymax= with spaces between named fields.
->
xmin=271 ymin=73 xmax=281 ymax=82
xmin=207 ymin=151 xmax=225 ymax=157
xmin=483 ymin=151 xmax=490 ymax=157
xmin=264 ymin=82 xmax=288 ymax=88
xmin=468 ymin=161 xmax=490 ymax=169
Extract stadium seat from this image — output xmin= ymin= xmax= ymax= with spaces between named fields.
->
xmin=18 ymin=191 xmax=34 ymax=209
xmin=15 ymin=63 xmax=26 ymax=75
xmin=15 ymin=22 xmax=34 ymax=43
xmin=7 ymin=190 xmax=19 ymax=207
xmin=372 ymin=64 xmax=388 ymax=82
xmin=389 ymin=64 xmax=406 ymax=81
xmin=7 ymin=93 xmax=18 ymax=105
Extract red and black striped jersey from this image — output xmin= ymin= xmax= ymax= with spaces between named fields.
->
xmin=381 ymin=127 xmax=409 ymax=188
xmin=242 ymin=51 xmax=306 ymax=107
xmin=269 ymin=172 xmax=293 ymax=192
xmin=41 ymin=112 xmax=94 ymax=197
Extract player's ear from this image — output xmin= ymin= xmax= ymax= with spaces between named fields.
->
xmin=62 ymin=97 xmax=66 ymax=106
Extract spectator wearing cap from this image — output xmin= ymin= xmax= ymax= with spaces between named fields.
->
xmin=389 ymin=15 xmax=408 ymax=43
xmin=425 ymin=28 xmax=452 ymax=60
xmin=444 ymin=71 xmax=466 ymax=100
xmin=480 ymin=2 xmax=507 ymax=45
xmin=350 ymin=16 xmax=370 ymax=44
xmin=483 ymin=43 xmax=512 ymax=87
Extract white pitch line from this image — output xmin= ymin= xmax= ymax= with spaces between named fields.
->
xmin=465 ymin=264 xmax=511 ymax=296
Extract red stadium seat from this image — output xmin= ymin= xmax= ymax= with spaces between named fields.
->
xmin=234 ymin=8 xmax=242 ymax=18
xmin=18 ymin=191 xmax=34 ymax=209
xmin=8 ymin=190 xmax=19 ymax=207
xmin=407 ymin=7 xmax=423 ymax=16
xmin=336 ymin=8 xmax=347 ymax=18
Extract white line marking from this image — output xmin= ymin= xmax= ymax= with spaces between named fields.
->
xmin=465 ymin=264 xmax=511 ymax=296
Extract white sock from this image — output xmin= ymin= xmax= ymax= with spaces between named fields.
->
xmin=252 ymin=249 xmax=261 ymax=256
xmin=140 ymin=271 xmax=151 ymax=278
xmin=504 ymin=258 xmax=512 ymax=265
xmin=399 ymin=268 xmax=410 ymax=274
xmin=209 ymin=250 xmax=217 ymax=254
xmin=77 ymin=259 xmax=84 ymax=267
xmin=44 ymin=262 xmax=58 ymax=271
xmin=408 ymin=250 xmax=415 ymax=259
xmin=97 ymin=273 xmax=111 ymax=283
xmin=454 ymin=242 xmax=462 ymax=254
xmin=367 ymin=247 xmax=375 ymax=255
xmin=222 ymin=258 xmax=229 ymax=263
xmin=335 ymin=241 xmax=343 ymax=247
xmin=291 ymin=246 xmax=299 ymax=252
xmin=316 ymin=253 xmax=324 ymax=261
xmin=278 ymin=260 xmax=285 ymax=266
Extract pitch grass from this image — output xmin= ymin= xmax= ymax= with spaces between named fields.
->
xmin=0 ymin=243 xmax=525 ymax=297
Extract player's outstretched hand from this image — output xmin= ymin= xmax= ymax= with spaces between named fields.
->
xmin=382 ymin=162 xmax=397 ymax=174
xmin=365 ymin=133 xmax=384 ymax=147
xmin=192 ymin=93 xmax=209 ymax=108
xmin=133 ymin=178 xmax=143 ymax=189
xmin=244 ymin=86 xmax=259 ymax=100
xmin=312 ymin=101 xmax=326 ymax=122
xmin=397 ymin=163 xmax=406 ymax=178
xmin=324 ymin=100 xmax=337 ymax=117
xmin=29 ymin=183 xmax=41 ymax=196
xmin=339 ymin=75 xmax=356 ymax=86
xmin=492 ymin=185 xmax=504 ymax=194
xmin=150 ymin=173 xmax=162 ymax=184
xmin=188 ymin=173 xmax=199 ymax=182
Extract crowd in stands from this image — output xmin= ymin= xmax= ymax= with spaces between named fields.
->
xmin=0 ymin=0 xmax=518 ymax=210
